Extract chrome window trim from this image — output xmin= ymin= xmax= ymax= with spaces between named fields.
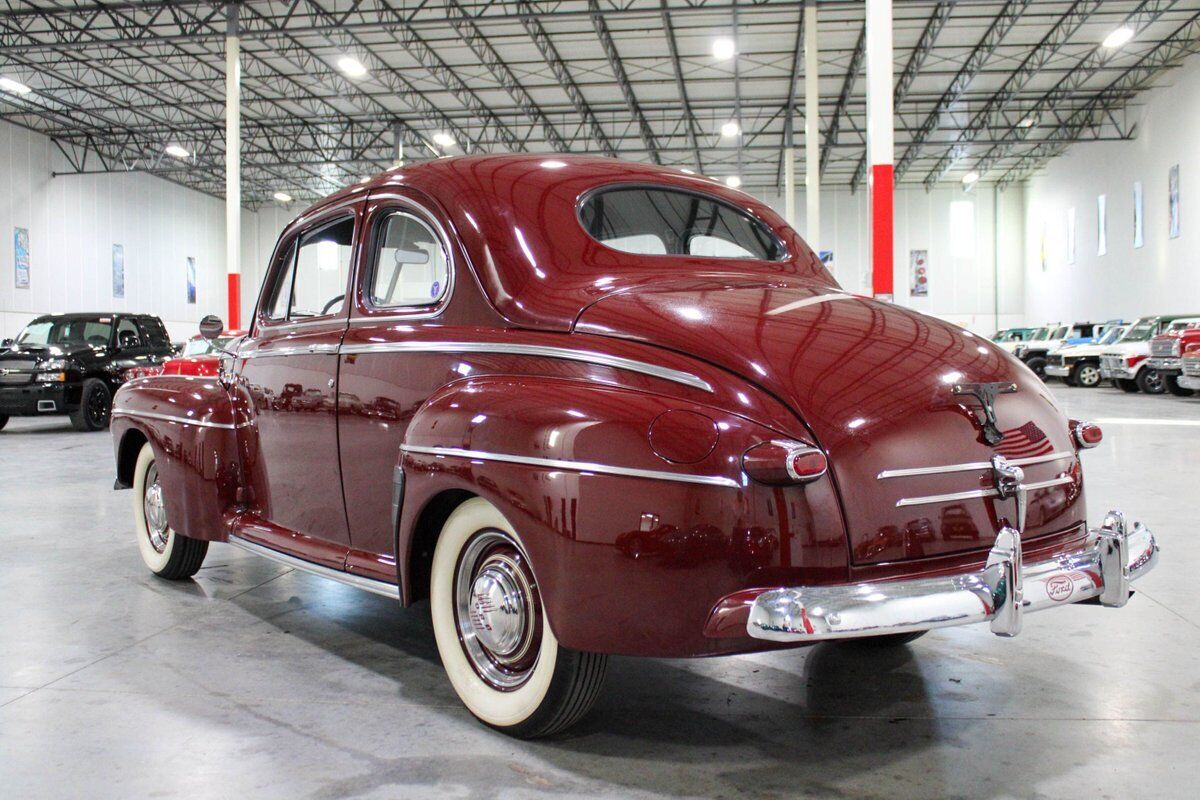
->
xmin=227 ymin=534 xmax=399 ymax=599
xmin=339 ymin=340 xmax=714 ymax=393
xmin=401 ymin=444 xmax=739 ymax=488
xmin=895 ymin=474 xmax=1074 ymax=508
xmin=877 ymin=451 xmax=1073 ymax=480
xmin=111 ymin=408 xmax=248 ymax=430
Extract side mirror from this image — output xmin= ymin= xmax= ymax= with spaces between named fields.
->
xmin=1 ymin=338 xmax=12 ymax=349
xmin=199 ymin=315 xmax=224 ymax=341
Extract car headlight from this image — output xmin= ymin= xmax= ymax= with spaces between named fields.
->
xmin=36 ymin=371 xmax=67 ymax=381
xmin=40 ymin=358 xmax=69 ymax=371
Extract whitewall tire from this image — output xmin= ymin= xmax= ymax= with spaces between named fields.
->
xmin=430 ymin=497 xmax=607 ymax=738
xmin=132 ymin=442 xmax=207 ymax=579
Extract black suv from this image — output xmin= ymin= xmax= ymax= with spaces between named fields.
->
xmin=0 ymin=313 xmax=176 ymax=431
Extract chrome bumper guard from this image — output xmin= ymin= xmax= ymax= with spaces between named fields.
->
xmin=1147 ymin=357 xmax=1182 ymax=371
xmin=1043 ymin=364 xmax=1070 ymax=377
xmin=747 ymin=510 xmax=1158 ymax=642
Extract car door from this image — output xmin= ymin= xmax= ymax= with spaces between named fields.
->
xmin=111 ymin=316 xmax=155 ymax=375
xmin=336 ymin=193 xmax=463 ymax=576
xmin=236 ymin=207 xmax=360 ymax=565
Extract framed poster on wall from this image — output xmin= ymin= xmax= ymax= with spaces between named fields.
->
xmin=186 ymin=257 xmax=197 ymax=304
xmin=1066 ymin=207 xmax=1076 ymax=264
xmin=1134 ymin=181 xmax=1144 ymax=248
xmin=112 ymin=244 xmax=125 ymax=299
xmin=14 ymin=227 xmax=30 ymax=289
xmin=1097 ymin=194 xmax=1107 ymax=256
xmin=909 ymin=250 xmax=928 ymax=297
xmin=1169 ymin=164 xmax=1181 ymax=239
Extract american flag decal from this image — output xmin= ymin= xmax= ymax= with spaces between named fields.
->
xmin=994 ymin=420 xmax=1054 ymax=458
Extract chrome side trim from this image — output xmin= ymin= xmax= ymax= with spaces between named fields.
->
xmin=340 ymin=341 xmax=714 ymax=393
xmin=895 ymin=474 xmax=1073 ymax=508
xmin=227 ymin=534 xmax=400 ymax=600
xmin=111 ymin=408 xmax=246 ymax=430
xmin=241 ymin=343 xmax=340 ymax=359
xmin=401 ymin=444 xmax=740 ymax=488
xmin=878 ymin=451 xmax=1073 ymax=479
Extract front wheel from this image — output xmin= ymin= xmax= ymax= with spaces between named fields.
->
xmin=132 ymin=443 xmax=208 ymax=579
xmin=1136 ymin=368 xmax=1166 ymax=395
xmin=1070 ymin=361 xmax=1103 ymax=388
xmin=0 ymin=414 xmax=8 ymax=431
xmin=430 ymin=498 xmax=608 ymax=738
xmin=69 ymin=378 xmax=112 ymax=431
xmin=1166 ymin=374 xmax=1195 ymax=397
xmin=1115 ymin=378 xmax=1140 ymax=393
xmin=1024 ymin=355 xmax=1047 ymax=379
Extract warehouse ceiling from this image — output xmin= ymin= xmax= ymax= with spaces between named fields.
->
xmin=2 ymin=0 xmax=1199 ymax=205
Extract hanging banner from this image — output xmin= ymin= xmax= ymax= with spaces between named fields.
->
xmin=1169 ymin=164 xmax=1181 ymax=239
xmin=186 ymin=257 xmax=197 ymax=304
xmin=112 ymin=244 xmax=125 ymax=299
xmin=14 ymin=227 xmax=30 ymax=289
xmin=909 ymin=249 xmax=928 ymax=297
xmin=1133 ymin=181 xmax=1144 ymax=249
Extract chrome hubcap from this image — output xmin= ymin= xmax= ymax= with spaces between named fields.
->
xmin=143 ymin=464 xmax=169 ymax=553
xmin=455 ymin=530 xmax=541 ymax=690
xmin=1079 ymin=366 xmax=1100 ymax=386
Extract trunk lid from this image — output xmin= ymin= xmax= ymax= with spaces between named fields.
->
xmin=576 ymin=280 xmax=1084 ymax=565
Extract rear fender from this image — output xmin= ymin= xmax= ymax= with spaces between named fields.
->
xmin=111 ymin=376 xmax=244 ymax=541
xmin=397 ymin=375 xmax=849 ymax=657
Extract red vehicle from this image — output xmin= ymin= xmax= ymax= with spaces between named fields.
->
xmin=124 ymin=331 xmax=245 ymax=379
xmin=1179 ymin=342 xmax=1200 ymax=393
xmin=1146 ymin=322 xmax=1200 ymax=396
xmin=109 ymin=155 xmax=1158 ymax=738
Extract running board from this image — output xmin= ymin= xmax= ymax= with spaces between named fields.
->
xmin=226 ymin=534 xmax=400 ymax=600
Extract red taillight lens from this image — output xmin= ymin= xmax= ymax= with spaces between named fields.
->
xmin=743 ymin=440 xmax=828 ymax=485
xmin=1071 ymin=420 xmax=1103 ymax=449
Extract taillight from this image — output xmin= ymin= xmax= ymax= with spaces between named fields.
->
xmin=742 ymin=440 xmax=828 ymax=485
xmin=1071 ymin=420 xmax=1103 ymax=449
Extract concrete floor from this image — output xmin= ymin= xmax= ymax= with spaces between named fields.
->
xmin=1 ymin=385 xmax=1196 ymax=799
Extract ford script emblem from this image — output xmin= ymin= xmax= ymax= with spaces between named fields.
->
xmin=1045 ymin=574 xmax=1074 ymax=602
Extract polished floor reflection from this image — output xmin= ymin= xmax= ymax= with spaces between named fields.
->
xmin=0 ymin=385 xmax=1196 ymax=799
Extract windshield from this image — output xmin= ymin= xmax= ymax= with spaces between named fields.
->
xmin=182 ymin=336 xmax=236 ymax=356
xmin=1099 ymin=327 xmax=1125 ymax=345
xmin=1031 ymin=327 xmax=1051 ymax=341
xmin=1121 ymin=322 xmax=1157 ymax=343
xmin=15 ymin=317 xmax=112 ymax=348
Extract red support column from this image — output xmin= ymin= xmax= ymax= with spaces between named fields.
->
xmin=226 ymin=273 xmax=241 ymax=330
xmin=866 ymin=0 xmax=894 ymax=302
xmin=871 ymin=164 xmax=894 ymax=299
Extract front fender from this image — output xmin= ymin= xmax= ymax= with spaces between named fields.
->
xmin=398 ymin=375 xmax=849 ymax=657
xmin=111 ymin=376 xmax=243 ymax=541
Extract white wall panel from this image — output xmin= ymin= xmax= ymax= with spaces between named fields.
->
xmin=1023 ymin=56 xmax=1200 ymax=325
xmin=0 ymin=120 xmax=227 ymax=342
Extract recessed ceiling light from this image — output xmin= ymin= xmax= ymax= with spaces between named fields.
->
xmin=712 ymin=37 xmax=736 ymax=61
xmin=0 ymin=76 xmax=32 ymax=95
xmin=336 ymin=55 xmax=368 ymax=78
xmin=962 ymin=171 xmax=980 ymax=185
xmin=273 ymin=191 xmax=293 ymax=203
xmin=724 ymin=175 xmax=742 ymax=188
xmin=164 ymin=144 xmax=190 ymax=159
xmin=720 ymin=121 xmax=741 ymax=138
xmin=432 ymin=132 xmax=456 ymax=148
xmin=1102 ymin=26 xmax=1134 ymax=49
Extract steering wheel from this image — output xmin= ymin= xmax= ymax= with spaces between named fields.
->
xmin=321 ymin=294 xmax=345 ymax=315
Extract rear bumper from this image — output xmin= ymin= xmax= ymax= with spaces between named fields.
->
xmin=745 ymin=510 xmax=1157 ymax=642
xmin=0 ymin=383 xmax=71 ymax=415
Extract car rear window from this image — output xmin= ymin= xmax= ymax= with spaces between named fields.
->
xmin=578 ymin=186 xmax=785 ymax=261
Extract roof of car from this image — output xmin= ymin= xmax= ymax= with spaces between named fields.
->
xmin=283 ymin=154 xmax=832 ymax=331
xmin=29 ymin=312 xmax=149 ymax=321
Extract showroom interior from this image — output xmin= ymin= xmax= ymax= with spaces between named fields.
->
xmin=1 ymin=0 xmax=1197 ymax=797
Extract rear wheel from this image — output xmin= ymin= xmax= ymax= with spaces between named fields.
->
xmin=132 ymin=443 xmax=208 ymax=579
xmin=1070 ymin=361 xmax=1103 ymax=388
xmin=1166 ymin=375 xmax=1195 ymax=397
xmin=1024 ymin=355 xmax=1047 ymax=379
xmin=0 ymin=414 xmax=8 ymax=431
xmin=69 ymin=378 xmax=112 ymax=431
xmin=1136 ymin=368 xmax=1166 ymax=395
xmin=1115 ymin=378 xmax=1140 ymax=393
xmin=430 ymin=498 xmax=608 ymax=738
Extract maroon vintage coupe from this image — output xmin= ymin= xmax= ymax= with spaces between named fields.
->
xmin=111 ymin=155 xmax=1158 ymax=738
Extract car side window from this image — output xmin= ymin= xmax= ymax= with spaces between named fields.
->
xmin=116 ymin=318 xmax=141 ymax=349
xmin=290 ymin=217 xmax=355 ymax=318
xmin=368 ymin=211 xmax=450 ymax=308
xmin=264 ymin=239 xmax=298 ymax=321
xmin=136 ymin=318 xmax=171 ymax=348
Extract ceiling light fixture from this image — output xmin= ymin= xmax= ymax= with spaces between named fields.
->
xmin=336 ymin=55 xmax=368 ymax=78
xmin=724 ymin=175 xmax=742 ymax=189
xmin=962 ymin=171 xmax=980 ymax=186
xmin=273 ymin=192 xmax=293 ymax=203
xmin=432 ymin=132 xmax=456 ymax=148
xmin=1017 ymin=115 xmax=1036 ymax=128
xmin=0 ymin=76 xmax=32 ymax=95
xmin=1102 ymin=26 xmax=1134 ymax=49
xmin=721 ymin=121 xmax=741 ymax=138
xmin=164 ymin=144 xmax=190 ymax=159
xmin=712 ymin=37 xmax=736 ymax=61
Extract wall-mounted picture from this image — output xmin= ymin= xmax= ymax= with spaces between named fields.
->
xmin=1097 ymin=194 xmax=1107 ymax=256
xmin=112 ymin=244 xmax=125 ymax=299
xmin=909 ymin=249 xmax=928 ymax=297
xmin=1066 ymin=207 xmax=1076 ymax=264
xmin=1039 ymin=220 xmax=1047 ymax=272
xmin=186 ymin=256 xmax=197 ymax=304
xmin=1169 ymin=164 xmax=1181 ymax=239
xmin=14 ymin=227 xmax=30 ymax=289
xmin=1133 ymin=181 xmax=1144 ymax=248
